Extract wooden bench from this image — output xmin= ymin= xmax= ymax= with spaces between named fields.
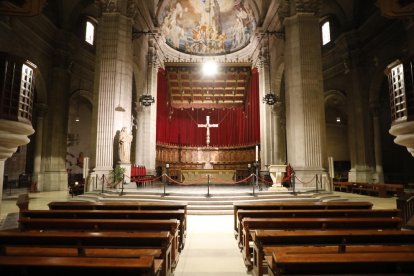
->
xmin=334 ymin=182 xmax=405 ymax=198
xmin=47 ymin=200 xmax=187 ymax=244
xmin=18 ymin=217 xmax=180 ymax=269
xmin=0 ymin=255 xmax=162 ymax=276
xmin=267 ymin=250 xmax=414 ymax=275
xmin=333 ymin=181 xmax=354 ymax=192
xmin=0 ymin=230 xmax=173 ymax=276
xmin=241 ymin=217 xmax=402 ymax=269
xmin=252 ymin=229 xmax=414 ymax=276
xmin=384 ymin=183 xmax=405 ymax=197
xmin=233 ymin=201 xmax=373 ymax=237
xmin=236 ymin=208 xmax=400 ymax=247
xmin=20 ymin=209 xmax=187 ymax=251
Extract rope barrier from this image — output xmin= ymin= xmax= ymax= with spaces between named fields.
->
xmin=130 ymin=175 xmax=164 ymax=183
xmin=294 ymin=175 xmax=316 ymax=185
xmin=209 ymin=174 xmax=253 ymax=184
xmin=255 ymin=174 xmax=274 ymax=185
xmin=164 ymin=174 xmax=207 ymax=185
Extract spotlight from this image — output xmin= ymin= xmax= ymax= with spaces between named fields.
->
xmin=202 ymin=61 xmax=218 ymax=76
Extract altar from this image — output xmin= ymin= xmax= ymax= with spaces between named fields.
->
xmin=180 ymin=169 xmax=236 ymax=184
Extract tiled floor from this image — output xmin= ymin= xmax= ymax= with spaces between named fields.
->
xmin=0 ymin=189 xmax=399 ymax=275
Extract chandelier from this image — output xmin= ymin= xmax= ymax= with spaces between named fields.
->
xmin=139 ymin=53 xmax=155 ymax=107
xmin=262 ymin=32 xmax=281 ymax=106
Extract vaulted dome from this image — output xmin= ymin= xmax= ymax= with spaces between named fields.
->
xmin=156 ymin=0 xmax=257 ymax=56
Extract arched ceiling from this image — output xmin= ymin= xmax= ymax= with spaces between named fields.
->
xmin=155 ymin=0 xmax=257 ymax=56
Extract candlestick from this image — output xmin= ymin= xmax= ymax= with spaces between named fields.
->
xmin=255 ymin=145 xmax=258 ymax=162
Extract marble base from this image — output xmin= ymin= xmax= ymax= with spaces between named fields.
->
xmin=268 ymin=185 xmax=289 ymax=192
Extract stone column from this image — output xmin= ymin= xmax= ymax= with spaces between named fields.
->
xmin=32 ymin=103 xmax=47 ymax=191
xmin=272 ymin=103 xmax=286 ymax=164
xmin=258 ymin=36 xmax=275 ymax=170
xmin=346 ymin=52 xmax=375 ymax=182
xmin=284 ymin=1 xmax=328 ymax=190
xmin=370 ymin=103 xmax=384 ymax=183
xmin=92 ymin=0 xmax=133 ymax=180
xmin=38 ymin=43 xmax=71 ymax=191
xmin=135 ymin=44 xmax=158 ymax=175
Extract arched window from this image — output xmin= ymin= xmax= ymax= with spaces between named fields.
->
xmin=85 ymin=20 xmax=95 ymax=45
xmin=321 ymin=21 xmax=331 ymax=45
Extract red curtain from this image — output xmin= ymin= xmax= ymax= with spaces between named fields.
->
xmin=156 ymin=68 xmax=260 ymax=147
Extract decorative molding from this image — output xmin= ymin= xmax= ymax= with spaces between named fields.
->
xmin=294 ymin=0 xmax=321 ymax=14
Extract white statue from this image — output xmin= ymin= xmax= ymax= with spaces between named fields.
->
xmin=119 ymin=127 xmax=132 ymax=164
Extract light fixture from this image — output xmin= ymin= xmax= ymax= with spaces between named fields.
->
xmin=262 ymin=32 xmax=281 ymax=106
xmin=202 ymin=60 xmax=218 ymax=76
xmin=139 ymin=53 xmax=155 ymax=107
xmin=336 ymin=116 xmax=341 ymax=123
xmin=75 ymin=98 xmax=80 ymax=122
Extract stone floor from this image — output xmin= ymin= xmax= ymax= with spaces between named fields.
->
xmin=0 ymin=188 xmax=399 ymax=275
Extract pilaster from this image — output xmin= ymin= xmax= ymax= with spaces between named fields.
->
xmin=284 ymin=2 xmax=328 ymax=190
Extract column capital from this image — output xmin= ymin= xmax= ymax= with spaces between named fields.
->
xmin=99 ymin=0 xmax=136 ymax=17
xmin=281 ymin=0 xmax=322 ymax=18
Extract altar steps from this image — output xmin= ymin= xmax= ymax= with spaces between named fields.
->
xmin=73 ymin=189 xmax=345 ymax=215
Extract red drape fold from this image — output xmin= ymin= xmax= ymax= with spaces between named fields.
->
xmin=156 ymin=68 xmax=260 ymax=147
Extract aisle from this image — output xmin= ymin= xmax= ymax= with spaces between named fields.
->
xmin=174 ymin=215 xmax=248 ymax=276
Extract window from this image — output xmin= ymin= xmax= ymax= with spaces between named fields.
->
xmin=85 ymin=21 xmax=95 ymax=45
xmin=322 ymin=21 xmax=331 ymax=45
xmin=19 ymin=64 xmax=34 ymax=122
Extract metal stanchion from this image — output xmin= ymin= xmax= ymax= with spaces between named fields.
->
xmin=251 ymin=174 xmax=255 ymax=196
xmin=315 ymin=174 xmax=319 ymax=193
xmin=120 ymin=174 xmax=125 ymax=196
xmin=163 ymin=174 xmax=167 ymax=197
xmin=101 ymin=174 xmax=105 ymax=193
xmin=292 ymin=172 xmax=296 ymax=194
xmin=207 ymin=174 xmax=211 ymax=197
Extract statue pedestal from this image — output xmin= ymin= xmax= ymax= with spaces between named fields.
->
xmin=268 ymin=164 xmax=288 ymax=191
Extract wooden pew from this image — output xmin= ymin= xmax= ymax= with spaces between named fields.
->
xmin=384 ymin=183 xmax=405 ymax=197
xmin=0 ymin=255 xmax=161 ymax=276
xmin=0 ymin=230 xmax=172 ymax=276
xmin=20 ymin=209 xmax=187 ymax=251
xmin=233 ymin=201 xmax=373 ymax=236
xmin=267 ymin=251 xmax=414 ymax=275
xmin=18 ymin=218 xmax=180 ymax=269
xmin=241 ymin=217 xmax=402 ymax=269
xmin=253 ymin=229 xmax=414 ymax=276
xmin=47 ymin=200 xmax=187 ymax=247
xmin=236 ymin=208 xmax=400 ymax=247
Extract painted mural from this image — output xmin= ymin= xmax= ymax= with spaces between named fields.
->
xmin=158 ymin=0 xmax=256 ymax=55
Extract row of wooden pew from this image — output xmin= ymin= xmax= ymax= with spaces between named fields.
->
xmin=333 ymin=181 xmax=405 ymax=197
xmin=0 ymin=195 xmax=188 ymax=276
xmin=233 ymin=200 xmax=414 ymax=276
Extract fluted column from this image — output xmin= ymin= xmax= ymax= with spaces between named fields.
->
xmin=272 ymin=103 xmax=286 ymax=164
xmin=370 ymin=103 xmax=384 ymax=183
xmin=93 ymin=0 xmax=133 ymax=177
xmin=135 ymin=44 xmax=158 ymax=175
xmin=258 ymin=57 xmax=274 ymax=169
xmin=32 ymin=103 xmax=47 ymax=191
xmin=38 ymin=41 xmax=71 ymax=191
xmin=284 ymin=1 xmax=328 ymax=190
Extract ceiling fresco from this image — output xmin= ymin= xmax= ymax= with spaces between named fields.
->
xmin=158 ymin=0 xmax=257 ymax=56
